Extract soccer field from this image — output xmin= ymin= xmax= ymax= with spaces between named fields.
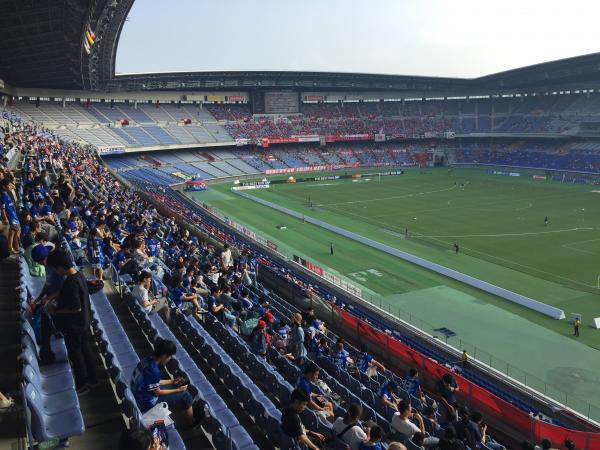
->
xmin=188 ymin=167 xmax=600 ymax=419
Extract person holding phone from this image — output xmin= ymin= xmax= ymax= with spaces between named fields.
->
xmin=131 ymin=339 xmax=201 ymax=427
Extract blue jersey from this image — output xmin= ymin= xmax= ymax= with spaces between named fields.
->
xmin=296 ymin=376 xmax=312 ymax=396
xmin=130 ymin=357 xmax=161 ymax=412
xmin=112 ymin=251 xmax=126 ymax=268
xmin=146 ymin=238 xmax=159 ymax=257
xmin=359 ymin=443 xmax=382 ymax=450
xmin=87 ymin=238 xmax=105 ymax=266
xmin=2 ymin=192 xmax=18 ymax=224
xmin=359 ymin=352 xmax=373 ymax=373
xmin=330 ymin=349 xmax=349 ymax=370
xmin=171 ymin=287 xmax=184 ymax=308
xmin=404 ymin=376 xmax=420 ymax=396
xmin=379 ymin=382 xmax=395 ymax=401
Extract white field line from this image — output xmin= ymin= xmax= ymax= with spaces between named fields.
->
xmin=416 ymin=228 xmax=593 ymax=239
xmin=561 ymin=244 xmax=599 ymax=256
xmin=561 ymin=237 xmax=600 ymax=256
xmin=335 ymin=207 xmax=596 ymax=289
xmin=322 ymin=184 xmax=458 ymax=206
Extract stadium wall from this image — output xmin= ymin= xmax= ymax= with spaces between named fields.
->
xmin=233 ymin=191 xmax=566 ymax=320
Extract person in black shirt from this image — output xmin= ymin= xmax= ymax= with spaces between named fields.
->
xmin=437 ymin=426 xmax=465 ymax=450
xmin=45 ymin=249 xmax=97 ymax=394
xmin=281 ymin=389 xmax=324 ymax=450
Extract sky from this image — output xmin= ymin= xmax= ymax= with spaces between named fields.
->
xmin=116 ymin=0 xmax=600 ymax=79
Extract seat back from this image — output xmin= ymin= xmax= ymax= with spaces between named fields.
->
xmin=22 ymin=364 xmax=42 ymax=390
xmin=24 ymin=383 xmax=47 ymax=441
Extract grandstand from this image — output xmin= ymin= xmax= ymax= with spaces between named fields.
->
xmin=2 ymin=1 xmax=600 ymax=450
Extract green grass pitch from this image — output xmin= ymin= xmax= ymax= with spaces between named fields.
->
xmin=188 ymin=167 xmax=600 ymax=419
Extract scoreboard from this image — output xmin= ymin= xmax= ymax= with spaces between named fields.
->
xmin=264 ymin=91 xmax=300 ymax=114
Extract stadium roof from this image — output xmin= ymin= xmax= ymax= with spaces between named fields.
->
xmin=1 ymin=0 xmax=600 ymax=94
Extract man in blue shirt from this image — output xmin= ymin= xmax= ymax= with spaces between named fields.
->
xmin=130 ymin=339 xmax=200 ymax=427
xmin=296 ymin=363 xmax=334 ymax=420
xmin=330 ymin=338 xmax=352 ymax=371
xmin=404 ymin=368 xmax=422 ymax=397
xmin=146 ymin=230 xmax=159 ymax=258
xmin=379 ymin=380 xmax=400 ymax=409
xmin=171 ymin=277 xmax=201 ymax=314
xmin=357 ymin=345 xmax=385 ymax=376
xmin=1 ymin=178 xmax=20 ymax=253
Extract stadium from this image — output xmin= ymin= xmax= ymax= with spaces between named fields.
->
xmin=1 ymin=1 xmax=600 ymax=449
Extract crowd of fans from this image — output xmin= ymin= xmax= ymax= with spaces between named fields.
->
xmin=202 ymin=95 xmax=599 ymax=141
xmin=0 ymin=115 xmax=579 ymax=449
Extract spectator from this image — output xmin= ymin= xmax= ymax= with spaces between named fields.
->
xmin=387 ymin=444 xmax=407 ymax=450
xmin=437 ymin=427 xmax=465 ymax=450
xmin=437 ymin=373 xmax=460 ymax=418
xmin=357 ymin=345 xmax=385 ymax=377
xmin=289 ymin=312 xmax=307 ymax=364
xmin=535 ymin=439 xmax=558 ymax=450
xmin=453 ymin=406 xmax=470 ymax=443
xmin=221 ymin=243 xmax=233 ymax=269
xmin=207 ymin=285 xmax=236 ymax=327
xmin=332 ymin=403 xmax=368 ymax=450
xmin=468 ymin=411 xmax=505 ymax=450
xmin=25 ymin=234 xmax=53 ymax=277
xmin=404 ymin=368 xmax=422 ymax=397
xmin=171 ymin=277 xmax=202 ymax=317
xmin=118 ymin=428 xmax=159 ymax=450
xmin=250 ymin=320 xmax=270 ymax=358
xmin=330 ymin=338 xmax=352 ymax=371
xmin=1 ymin=178 xmax=20 ymax=254
xmin=378 ymin=380 xmax=400 ymax=409
xmin=359 ymin=424 xmax=384 ymax=450
xmin=130 ymin=338 xmax=201 ymax=427
xmin=21 ymin=217 xmax=39 ymax=249
xmin=132 ymin=271 xmax=171 ymax=323
xmin=391 ymin=400 xmax=438 ymax=448
xmin=422 ymin=405 xmax=441 ymax=437
xmin=44 ymin=249 xmax=97 ymax=395
xmin=281 ymin=389 xmax=325 ymax=450
xmin=87 ymin=228 xmax=105 ymax=280
xmin=411 ymin=431 xmax=426 ymax=449
xmin=296 ymin=363 xmax=334 ymax=420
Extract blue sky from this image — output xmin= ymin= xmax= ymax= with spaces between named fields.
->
xmin=116 ymin=0 xmax=600 ymax=78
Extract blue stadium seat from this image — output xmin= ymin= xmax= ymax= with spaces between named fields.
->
xmin=24 ymin=383 xmax=85 ymax=442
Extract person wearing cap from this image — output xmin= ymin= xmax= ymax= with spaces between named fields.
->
xmin=25 ymin=233 xmax=54 ymax=277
